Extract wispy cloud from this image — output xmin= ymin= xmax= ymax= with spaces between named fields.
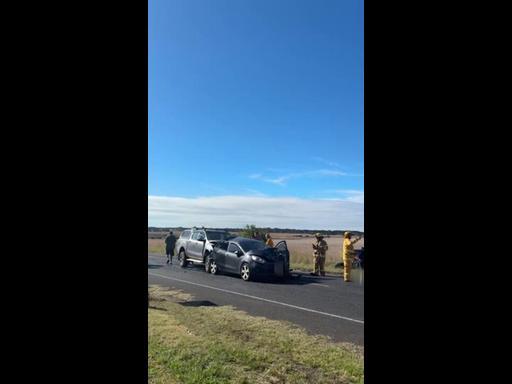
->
xmin=264 ymin=177 xmax=288 ymax=186
xmin=243 ymin=189 xmax=267 ymax=197
xmin=250 ymin=169 xmax=348 ymax=186
xmin=249 ymin=174 xmax=287 ymax=185
xmin=310 ymin=158 xmax=363 ymax=177
xmin=148 ymin=195 xmax=364 ymax=231
xmin=314 ymin=169 xmax=347 ymax=177
xmin=311 ymin=157 xmax=342 ymax=168
xmin=321 ymin=189 xmax=364 ymax=203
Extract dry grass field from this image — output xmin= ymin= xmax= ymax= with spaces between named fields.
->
xmin=270 ymin=233 xmax=364 ymax=272
xmin=148 ymin=231 xmax=363 ymax=273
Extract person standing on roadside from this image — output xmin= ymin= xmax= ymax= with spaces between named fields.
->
xmin=311 ymin=233 xmax=328 ymax=276
xmin=265 ymin=233 xmax=274 ymax=247
xmin=164 ymin=231 xmax=176 ymax=264
xmin=342 ymin=232 xmax=363 ymax=282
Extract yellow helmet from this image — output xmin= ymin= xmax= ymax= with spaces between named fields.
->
xmin=344 ymin=232 xmax=351 ymax=238
xmin=315 ymin=233 xmax=323 ymax=238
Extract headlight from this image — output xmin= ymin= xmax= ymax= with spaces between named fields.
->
xmin=251 ymin=255 xmax=265 ymax=263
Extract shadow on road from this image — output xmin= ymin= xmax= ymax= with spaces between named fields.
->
xmin=255 ymin=274 xmax=337 ymax=285
xmin=178 ymin=300 xmax=218 ymax=307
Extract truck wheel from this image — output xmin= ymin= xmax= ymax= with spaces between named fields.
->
xmin=179 ymin=250 xmax=188 ymax=268
xmin=205 ymin=255 xmax=218 ymax=275
xmin=205 ymin=256 xmax=211 ymax=273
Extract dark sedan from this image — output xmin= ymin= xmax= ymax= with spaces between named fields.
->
xmin=205 ymin=237 xmax=290 ymax=281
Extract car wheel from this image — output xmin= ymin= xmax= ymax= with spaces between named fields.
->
xmin=240 ymin=263 xmax=251 ymax=281
xmin=209 ymin=258 xmax=218 ymax=275
xmin=179 ymin=250 xmax=188 ymax=268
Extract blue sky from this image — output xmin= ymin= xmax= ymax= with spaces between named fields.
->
xmin=149 ymin=0 xmax=364 ymax=230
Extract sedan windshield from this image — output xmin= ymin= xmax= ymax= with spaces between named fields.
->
xmin=206 ymin=231 xmax=232 ymax=240
xmin=238 ymin=239 xmax=268 ymax=252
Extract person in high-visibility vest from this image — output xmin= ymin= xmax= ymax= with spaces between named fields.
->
xmin=342 ymin=232 xmax=362 ymax=282
xmin=265 ymin=233 xmax=274 ymax=247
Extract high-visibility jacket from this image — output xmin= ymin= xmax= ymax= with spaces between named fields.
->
xmin=342 ymin=238 xmax=356 ymax=261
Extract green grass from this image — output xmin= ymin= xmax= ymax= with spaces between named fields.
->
xmin=148 ymin=286 xmax=364 ymax=384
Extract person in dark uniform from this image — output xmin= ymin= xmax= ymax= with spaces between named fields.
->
xmin=164 ymin=231 xmax=177 ymax=264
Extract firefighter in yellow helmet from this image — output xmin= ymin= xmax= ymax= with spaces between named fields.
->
xmin=311 ymin=233 xmax=328 ymax=276
xmin=342 ymin=232 xmax=362 ymax=282
xmin=265 ymin=233 xmax=274 ymax=247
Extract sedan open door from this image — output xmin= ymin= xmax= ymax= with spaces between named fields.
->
xmin=274 ymin=241 xmax=290 ymax=277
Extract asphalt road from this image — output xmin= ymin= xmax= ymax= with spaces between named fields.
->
xmin=148 ymin=254 xmax=364 ymax=345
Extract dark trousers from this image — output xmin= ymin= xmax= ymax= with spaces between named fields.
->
xmin=166 ymin=247 xmax=174 ymax=261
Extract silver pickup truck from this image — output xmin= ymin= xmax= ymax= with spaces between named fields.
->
xmin=175 ymin=227 xmax=234 ymax=268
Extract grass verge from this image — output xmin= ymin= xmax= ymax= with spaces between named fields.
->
xmin=290 ymin=262 xmax=342 ymax=274
xmin=148 ymin=285 xmax=364 ymax=384
xmin=148 ymin=239 xmax=166 ymax=254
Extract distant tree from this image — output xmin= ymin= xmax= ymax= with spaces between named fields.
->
xmin=240 ymin=224 xmax=265 ymax=241
xmin=240 ymin=224 xmax=256 ymax=238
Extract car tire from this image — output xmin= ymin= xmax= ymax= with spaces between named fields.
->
xmin=209 ymin=257 xmax=218 ymax=275
xmin=240 ymin=262 xmax=251 ymax=281
xmin=179 ymin=250 xmax=188 ymax=268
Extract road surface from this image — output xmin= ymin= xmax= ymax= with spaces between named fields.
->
xmin=148 ymin=254 xmax=364 ymax=345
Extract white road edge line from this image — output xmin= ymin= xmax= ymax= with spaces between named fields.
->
xmin=310 ymin=283 xmax=330 ymax=288
xmin=148 ymin=272 xmax=364 ymax=325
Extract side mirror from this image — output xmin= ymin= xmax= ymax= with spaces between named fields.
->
xmin=234 ymin=250 xmax=240 ymax=256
